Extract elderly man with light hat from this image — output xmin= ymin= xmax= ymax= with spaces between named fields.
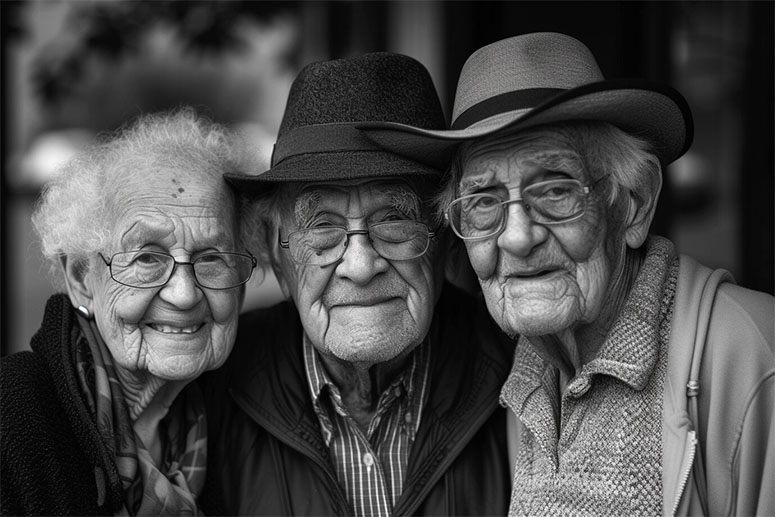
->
xmin=361 ymin=32 xmax=774 ymax=516
xmin=200 ymin=52 xmax=514 ymax=516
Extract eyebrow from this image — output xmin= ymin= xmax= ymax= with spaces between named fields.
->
xmin=378 ymin=183 xmax=421 ymax=220
xmin=294 ymin=189 xmax=322 ymax=226
xmin=459 ymin=148 xmax=583 ymax=195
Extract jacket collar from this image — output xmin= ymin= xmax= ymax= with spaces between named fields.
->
xmin=228 ymin=282 xmax=514 ymax=472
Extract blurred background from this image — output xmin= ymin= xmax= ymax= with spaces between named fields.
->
xmin=2 ymin=0 xmax=773 ymax=357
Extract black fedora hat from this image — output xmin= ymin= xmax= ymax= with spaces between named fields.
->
xmin=358 ymin=32 xmax=693 ymax=167
xmin=225 ymin=52 xmax=447 ymax=193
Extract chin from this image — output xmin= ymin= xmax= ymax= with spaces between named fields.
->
xmin=149 ymin=360 xmax=209 ymax=382
xmin=325 ymin=325 xmax=419 ymax=366
xmin=498 ymin=304 xmax=580 ymax=338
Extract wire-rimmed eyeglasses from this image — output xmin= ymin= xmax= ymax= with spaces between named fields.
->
xmin=445 ymin=179 xmax=593 ymax=240
xmin=98 ymin=250 xmax=261 ymax=290
xmin=280 ymin=220 xmax=435 ymax=266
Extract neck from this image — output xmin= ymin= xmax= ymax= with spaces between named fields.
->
xmin=115 ymin=367 xmax=189 ymax=464
xmin=318 ymin=351 xmax=413 ymax=433
xmin=527 ymin=246 xmax=644 ymax=393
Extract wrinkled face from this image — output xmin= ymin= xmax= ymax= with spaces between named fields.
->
xmin=459 ymin=129 xmax=623 ymax=337
xmin=83 ymin=169 xmax=243 ymax=381
xmin=276 ymin=179 xmax=439 ymax=367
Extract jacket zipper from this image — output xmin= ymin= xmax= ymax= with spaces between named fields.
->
xmin=671 ymin=429 xmax=697 ymax=516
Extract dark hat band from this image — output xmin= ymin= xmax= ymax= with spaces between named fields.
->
xmin=451 ymin=88 xmax=565 ymax=130
xmin=272 ymin=123 xmax=386 ymax=166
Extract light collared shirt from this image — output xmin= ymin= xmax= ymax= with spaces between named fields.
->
xmin=303 ymin=334 xmax=430 ymax=517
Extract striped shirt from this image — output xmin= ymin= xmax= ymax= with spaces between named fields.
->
xmin=303 ymin=335 xmax=431 ymax=517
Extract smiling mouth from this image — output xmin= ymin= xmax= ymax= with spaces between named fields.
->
xmin=147 ymin=323 xmax=204 ymax=334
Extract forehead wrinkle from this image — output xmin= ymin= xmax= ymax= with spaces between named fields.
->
xmin=462 ymin=138 xmax=585 ymax=194
xmin=115 ymin=209 xmax=233 ymax=252
xmin=519 ymin=148 xmax=583 ymax=174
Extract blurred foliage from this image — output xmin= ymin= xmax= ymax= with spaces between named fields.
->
xmin=24 ymin=0 xmax=298 ymax=106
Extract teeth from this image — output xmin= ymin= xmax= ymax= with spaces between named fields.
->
xmin=149 ymin=323 xmax=201 ymax=334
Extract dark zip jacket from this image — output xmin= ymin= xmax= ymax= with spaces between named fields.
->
xmin=201 ymin=283 xmax=514 ymax=516
xmin=1 ymin=295 xmax=126 ymax=515
xmin=1 ymin=294 xmax=224 ymax=516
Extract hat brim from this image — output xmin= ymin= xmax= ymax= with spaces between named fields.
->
xmin=224 ymin=149 xmax=441 ymax=194
xmin=357 ymin=79 xmax=694 ymax=167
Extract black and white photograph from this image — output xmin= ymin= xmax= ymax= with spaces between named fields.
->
xmin=1 ymin=1 xmax=773 ymax=515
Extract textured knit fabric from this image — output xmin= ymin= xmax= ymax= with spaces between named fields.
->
xmin=501 ymin=236 xmax=678 ymax=516
xmin=201 ymin=282 xmax=514 ymax=516
xmin=0 ymin=294 xmax=217 ymax=516
xmin=303 ymin=334 xmax=430 ymax=515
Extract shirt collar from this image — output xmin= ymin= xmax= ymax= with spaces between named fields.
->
xmin=303 ymin=333 xmax=431 ymax=443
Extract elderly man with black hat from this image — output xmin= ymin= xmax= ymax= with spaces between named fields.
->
xmin=200 ymin=52 xmax=513 ymax=516
xmin=361 ymin=33 xmax=774 ymax=516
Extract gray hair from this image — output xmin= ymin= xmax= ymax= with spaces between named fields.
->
xmin=32 ymin=108 xmax=260 ymax=289
xmin=435 ymin=121 xmax=662 ymax=224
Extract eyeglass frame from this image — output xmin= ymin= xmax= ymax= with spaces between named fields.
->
xmin=279 ymin=220 xmax=436 ymax=267
xmin=98 ymin=249 xmax=259 ymax=290
xmin=445 ymin=178 xmax=602 ymax=241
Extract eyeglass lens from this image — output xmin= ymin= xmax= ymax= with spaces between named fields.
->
xmin=287 ymin=221 xmax=431 ymax=266
xmin=109 ymin=251 xmax=255 ymax=289
xmin=448 ymin=179 xmax=588 ymax=239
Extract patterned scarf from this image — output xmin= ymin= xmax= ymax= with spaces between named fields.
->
xmin=75 ymin=318 xmax=207 ymax=515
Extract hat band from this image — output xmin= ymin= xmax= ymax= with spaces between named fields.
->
xmin=272 ymin=123 xmax=385 ymax=166
xmin=451 ymin=88 xmax=566 ymax=130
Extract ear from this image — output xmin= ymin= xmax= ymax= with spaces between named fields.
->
xmin=60 ymin=255 xmax=95 ymax=312
xmin=266 ymin=224 xmax=292 ymax=299
xmin=624 ymin=173 xmax=662 ymax=249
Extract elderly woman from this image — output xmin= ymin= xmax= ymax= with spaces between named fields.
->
xmin=0 ymin=109 xmax=261 ymax=515
xmin=361 ymin=33 xmax=774 ymax=516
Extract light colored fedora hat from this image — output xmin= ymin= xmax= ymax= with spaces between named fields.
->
xmin=357 ymin=32 xmax=693 ymax=167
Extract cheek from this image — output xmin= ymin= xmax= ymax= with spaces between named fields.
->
xmin=207 ymin=290 xmax=243 ymax=324
xmin=204 ymin=290 xmax=243 ymax=366
xmin=465 ymin=239 xmax=499 ymax=280
xmin=91 ymin=281 xmax=155 ymax=361
xmin=291 ymin=264 xmax=337 ymax=343
xmin=293 ymin=264 xmax=333 ymax=309
xmin=573 ymin=248 xmax=612 ymax=322
xmin=557 ymin=219 xmax=614 ymax=323
xmin=395 ymin=256 xmax=437 ymax=329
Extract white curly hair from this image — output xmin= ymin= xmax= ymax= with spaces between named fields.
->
xmin=32 ymin=107 xmax=262 ymax=289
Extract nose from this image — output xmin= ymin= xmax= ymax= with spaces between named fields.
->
xmin=158 ymin=263 xmax=204 ymax=308
xmin=496 ymin=202 xmax=549 ymax=257
xmin=335 ymin=232 xmax=389 ymax=285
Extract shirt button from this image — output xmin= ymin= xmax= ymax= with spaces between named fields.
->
xmin=363 ymin=453 xmax=375 ymax=468
xmin=404 ymin=412 xmax=412 ymax=424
